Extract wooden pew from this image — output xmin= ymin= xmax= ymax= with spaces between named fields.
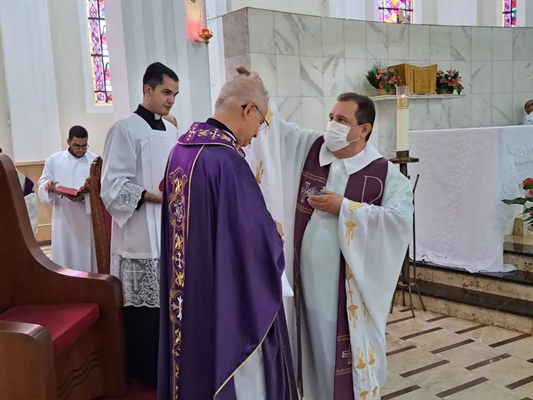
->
xmin=0 ymin=154 xmax=127 ymax=400
xmin=84 ymin=156 xmax=112 ymax=275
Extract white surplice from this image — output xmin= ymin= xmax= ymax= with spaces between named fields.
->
xmin=523 ymin=113 xmax=533 ymax=125
xmin=246 ymin=101 xmax=413 ymax=399
xmin=38 ymin=150 xmax=98 ymax=272
xmin=101 ymin=114 xmax=178 ymax=308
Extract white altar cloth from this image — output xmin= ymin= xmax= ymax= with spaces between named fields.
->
xmin=409 ymin=125 xmax=533 ymax=273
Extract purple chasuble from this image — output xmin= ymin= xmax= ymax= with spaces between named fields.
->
xmin=293 ymin=137 xmax=388 ymax=400
xmin=23 ymin=177 xmax=34 ymax=197
xmin=158 ymin=122 xmax=298 ymax=400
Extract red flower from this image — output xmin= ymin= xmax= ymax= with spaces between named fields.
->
xmin=529 ymin=189 xmax=533 ymax=196
xmin=379 ymin=82 xmax=385 ymax=89
xmin=523 ymin=177 xmax=533 ymax=186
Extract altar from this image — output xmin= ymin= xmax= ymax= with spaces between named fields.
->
xmin=409 ymin=125 xmax=533 ymax=273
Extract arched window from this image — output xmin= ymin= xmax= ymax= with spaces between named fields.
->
xmin=85 ymin=0 xmax=112 ymax=104
xmin=502 ymin=0 xmax=517 ymax=27
xmin=378 ymin=0 xmax=414 ymax=23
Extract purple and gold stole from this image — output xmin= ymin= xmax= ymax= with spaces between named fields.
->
xmin=293 ymin=137 xmax=388 ymax=399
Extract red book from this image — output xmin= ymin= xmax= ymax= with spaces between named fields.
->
xmin=55 ymin=186 xmax=80 ymax=197
xmin=159 ymin=179 xmax=164 ymax=192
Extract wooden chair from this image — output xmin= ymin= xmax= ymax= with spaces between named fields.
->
xmin=0 ymin=154 xmax=127 ymax=400
xmin=84 ymin=156 xmax=112 ymax=275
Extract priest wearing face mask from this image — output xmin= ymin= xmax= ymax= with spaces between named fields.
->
xmin=237 ymin=67 xmax=413 ymax=400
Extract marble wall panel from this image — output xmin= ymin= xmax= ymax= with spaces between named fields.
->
xmin=222 ymin=8 xmax=533 ymax=152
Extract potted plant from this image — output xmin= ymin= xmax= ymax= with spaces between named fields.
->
xmin=436 ymin=69 xmax=464 ymax=95
xmin=366 ymin=63 xmax=401 ymax=95
xmin=502 ymin=178 xmax=533 ymax=229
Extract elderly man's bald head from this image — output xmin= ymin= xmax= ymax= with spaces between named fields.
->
xmin=214 ymin=75 xmax=269 ymax=115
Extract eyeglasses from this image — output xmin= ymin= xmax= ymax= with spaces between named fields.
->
xmin=242 ymin=104 xmax=270 ymax=131
xmin=72 ymin=144 xmax=89 ymax=150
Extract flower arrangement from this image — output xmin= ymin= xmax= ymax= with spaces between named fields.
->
xmin=366 ymin=62 xmax=402 ymax=95
xmin=436 ymin=69 xmax=464 ymax=95
xmin=502 ymin=178 xmax=533 ymax=226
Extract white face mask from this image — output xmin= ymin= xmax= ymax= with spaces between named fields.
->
xmin=324 ymin=120 xmax=360 ymax=152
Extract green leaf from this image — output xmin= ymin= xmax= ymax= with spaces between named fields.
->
xmin=523 ymin=184 xmax=533 ymax=190
xmin=366 ymin=61 xmax=388 ymax=89
xmin=502 ymin=197 xmax=527 ymax=205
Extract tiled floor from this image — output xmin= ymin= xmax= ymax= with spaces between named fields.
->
xmin=40 ymin=245 xmax=532 ymax=399
xmin=384 ymin=307 xmax=533 ymax=399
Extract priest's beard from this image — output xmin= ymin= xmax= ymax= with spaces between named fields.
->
xmin=68 ymin=147 xmax=85 ymax=158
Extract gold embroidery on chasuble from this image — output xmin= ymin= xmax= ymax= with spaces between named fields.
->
xmin=255 ymin=161 xmax=264 ymax=184
xmin=185 ymin=124 xmax=245 ymax=158
xmin=363 ymin=302 xmax=371 ymax=324
xmin=368 ymin=342 xmax=379 ymax=399
xmin=355 ymin=348 xmax=369 ymax=399
xmin=200 ymin=128 xmax=245 ymax=157
xmin=263 ymin=109 xmax=274 ymax=134
xmin=345 ymin=201 xmax=363 ymax=246
xmin=168 ymin=166 xmax=189 ymax=398
xmin=345 ymin=264 xmax=358 ymax=328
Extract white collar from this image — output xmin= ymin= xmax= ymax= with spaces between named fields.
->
xmin=319 ymin=141 xmax=384 ymax=175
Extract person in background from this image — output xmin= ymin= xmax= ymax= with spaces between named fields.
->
xmin=163 ymin=114 xmax=178 ymax=128
xmin=523 ymin=99 xmax=533 ymax=125
xmin=100 ymin=62 xmax=180 ymax=388
xmin=0 ymin=147 xmax=39 ymax=234
xmin=37 ymin=126 xmax=98 ymax=272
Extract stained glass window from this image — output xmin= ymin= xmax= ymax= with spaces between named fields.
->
xmin=378 ymin=0 xmax=414 ymax=23
xmin=502 ymin=0 xmax=517 ymax=27
xmin=86 ymin=0 xmax=112 ymax=104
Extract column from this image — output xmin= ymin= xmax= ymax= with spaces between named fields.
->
xmin=0 ymin=1 xmax=62 ymax=162
xmin=517 ymin=0 xmax=533 ymax=26
xmin=206 ymin=0 xmax=228 ymax=112
xmin=437 ymin=0 xmax=478 ymax=25
xmin=327 ymin=0 xmax=366 ymax=20
xmin=105 ymin=0 xmax=212 ymax=128
xmin=478 ymin=0 xmax=502 ymax=26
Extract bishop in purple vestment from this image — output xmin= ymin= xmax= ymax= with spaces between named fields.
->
xmin=158 ymin=75 xmax=298 ymax=399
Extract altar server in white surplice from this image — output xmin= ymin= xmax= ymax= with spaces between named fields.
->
xmin=37 ymin=126 xmax=98 ymax=273
xmin=238 ymin=67 xmax=413 ymax=400
xmin=101 ymin=62 xmax=179 ymax=388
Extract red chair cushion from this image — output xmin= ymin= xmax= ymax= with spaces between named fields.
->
xmin=0 ymin=304 xmax=100 ymax=354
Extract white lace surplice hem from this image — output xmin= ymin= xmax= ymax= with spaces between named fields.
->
xmin=111 ymin=182 xmax=145 ymax=228
xmin=111 ymin=254 xmax=160 ymax=308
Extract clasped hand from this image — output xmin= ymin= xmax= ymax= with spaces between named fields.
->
xmin=308 ymin=191 xmax=343 ymax=215
xmin=274 ymin=220 xmax=285 ymax=244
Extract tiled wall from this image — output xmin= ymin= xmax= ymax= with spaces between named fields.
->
xmin=222 ymin=8 xmax=533 ymax=156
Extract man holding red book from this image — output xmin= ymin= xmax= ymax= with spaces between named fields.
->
xmin=37 ymin=125 xmax=98 ymax=273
